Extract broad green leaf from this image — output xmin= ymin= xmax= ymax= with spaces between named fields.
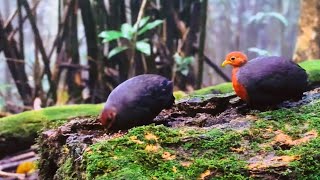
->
xmin=108 ymin=46 xmax=129 ymax=58
xmin=180 ymin=69 xmax=189 ymax=76
xmin=121 ymin=23 xmax=134 ymax=39
xmin=98 ymin=30 xmax=122 ymax=43
xmin=174 ymin=53 xmax=183 ymax=65
xmin=136 ymin=41 xmax=151 ymax=55
xmin=138 ymin=20 xmax=163 ymax=35
xmin=134 ymin=16 xmax=150 ymax=30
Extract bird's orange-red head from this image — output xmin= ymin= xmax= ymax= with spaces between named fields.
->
xmin=100 ymin=107 xmax=117 ymax=129
xmin=221 ymin=51 xmax=248 ymax=67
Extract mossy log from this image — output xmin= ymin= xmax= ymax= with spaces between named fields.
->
xmin=38 ymin=88 xmax=320 ymax=179
xmin=0 ymin=104 xmax=102 ymax=158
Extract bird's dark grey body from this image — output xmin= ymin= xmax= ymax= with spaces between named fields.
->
xmin=237 ymin=56 xmax=308 ymax=105
xmin=104 ymin=74 xmax=174 ymax=130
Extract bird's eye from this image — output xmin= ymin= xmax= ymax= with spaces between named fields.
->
xmin=230 ymin=57 xmax=236 ymax=61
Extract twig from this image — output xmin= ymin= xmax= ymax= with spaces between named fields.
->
xmin=129 ymin=0 xmax=147 ymax=77
xmin=6 ymin=0 xmax=40 ymax=38
xmin=17 ymin=0 xmax=24 ymax=58
xmin=0 ymin=157 xmax=38 ymax=171
xmin=0 ymin=170 xmax=25 ymax=180
xmin=204 ymin=56 xmax=230 ymax=82
xmin=21 ymin=0 xmax=57 ymax=101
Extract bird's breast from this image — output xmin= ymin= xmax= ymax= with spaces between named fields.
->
xmin=232 ymin=68 xmax=249 ymax=102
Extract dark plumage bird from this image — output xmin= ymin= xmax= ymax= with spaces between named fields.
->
xmin=100 ymin=74 xmax=175 ymax=130
xmin=221 ymin=52 xmax=308 ymax=106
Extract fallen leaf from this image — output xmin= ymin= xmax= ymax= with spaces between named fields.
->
xmin=162 ymin=151 xmax=176 ymax=160
xmin=145 ymin=144 xmax=160 ymax=152
xmin=230 ymin=146 xmax=245 ymax=153
xmin=248 ymin=155 xmax=299 ymax=170
xmin=130 ymin=136 xmax=144 ymax=144
xmin=145 ymin=133 xmax=158 ymax=141
xmin=16 ymin=161 xmax=37 ymax=174
xmin=199 ymin=170 xmax=211 ymax=180
xmin=180 ymin=161 xmax=192 ymax=167
xmin=172 ymin=166 xmax=177 ymax=173
xmin=293 ymin=130 xmax=317 ymax=145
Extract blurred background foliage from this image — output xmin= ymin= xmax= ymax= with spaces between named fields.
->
xmin=0 ymin=0 xmax=303 ymax=113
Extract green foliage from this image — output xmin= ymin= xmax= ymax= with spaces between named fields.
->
xmin=107 ymin=46 xmax=129 ymax=58
xmin=83 ymin=125 xmax=248 ymax=179
xmin=174 ymin=53 xmax=194 ymax=76
xmin=136 ymin=41 xmax=151 ymax=55
xmin=298 ymin=60 xmax=320 ymax=85
xmin=248 ymin=12 xmax=288 ymax=26
xmin=191 ymin=82 xmax=233 ymax=95
xmin=99 ymin=16 xmax=163 ymax=58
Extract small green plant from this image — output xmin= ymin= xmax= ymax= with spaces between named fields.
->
xmin=99 ymin=16 xmax=163 ymax=59
xmin=173 ymin=53 xmax=194 ymax=76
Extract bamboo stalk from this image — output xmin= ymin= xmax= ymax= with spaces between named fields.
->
xmin=196 ymin=0 xmax=208 ymax=89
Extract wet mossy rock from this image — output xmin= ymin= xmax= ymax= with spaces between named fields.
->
xmin=0 ymin=104 xmax=102 ymax=158
xmin=38 ymin=88 xmax=320 ymax=179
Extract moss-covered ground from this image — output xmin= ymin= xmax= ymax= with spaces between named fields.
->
xmin=0 ymin=104 xmax=102 ymax=139
xmin=0 ymin=104 xmax=103 ymax=158
xmin=78 ymin=100 xmax=320 ymax=179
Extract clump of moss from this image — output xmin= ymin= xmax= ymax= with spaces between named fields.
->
xmin=0 ymin=104 xmax=103 ymax=158
xmin=173 ymin=91 xmax=188 ymax=101
xmin=0 ymin=104 xmax=102 ymax=139
xmin=192 ymin=82 xmax=233 ymax=96
xmin=247 ymin=100 xmax=320 ymax=177
xmin=299 ymin=60 xmax=320 ymax=86
xmin=83 ymin=125 xmax=247 ymax=179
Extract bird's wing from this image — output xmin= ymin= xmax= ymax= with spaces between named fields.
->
xmin=238 ymin=57 xmax=307 ymax=97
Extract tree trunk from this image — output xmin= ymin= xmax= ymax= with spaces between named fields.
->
xmin=78 ymin=0 xmax=99 ymax=103
xmin=293 ymin=0 xmax=320 ymax=62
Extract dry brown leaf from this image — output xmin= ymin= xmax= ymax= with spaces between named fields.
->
xmin=145 ymin=144 xmax=160 ymax=152
xmin=272 ymin=130 xmax=318 ymax=147
xmin=293 ymin=130 xmax=318 ymax=145
xmin=162 ymin=151 xmax=176 ymax=160
xmin=230 ymin=147 xmax=245 ymax=153
xmin=16 ymin=161 xmax=36 ymax=174
xmin=180 ymin=161 xmax=192 ymax=167
xmin=273 ymin=131 xmax=294 ymax=145
xmin=130 ymin=136 xmax=144 ymax=144
xmin=248 ymin=155 xmax=299 ymax=170
xmin=199 ymin=170 xmax=211 ymax=180
xmin=172 ymin=166 xmax=177 ymax=173
xmin=145 ymin=133 xmax=158 ymax=141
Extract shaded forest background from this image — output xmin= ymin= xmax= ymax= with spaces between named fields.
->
xmin=0 ymin=0 xmax=307 ymax=113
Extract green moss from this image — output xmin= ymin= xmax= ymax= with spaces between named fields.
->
xmin=0 ymin=104 xmax=103 ymax=139
xmin=286 ymin=138 xmax=320 ymax=179
xmin=299 ymin=60 xmax=320 ymax=85
xmin=83 ymin=125 xmax=248 ymax=179
xmin=173 ymin=91 xmax=188 ymax=101
xmin=246 ymin=100 xmax=320 ymax=178
xmin=54 ymin=158 xmax=76 ymax=180
xmin=192 ymin=82 xmax=233 ymax=95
